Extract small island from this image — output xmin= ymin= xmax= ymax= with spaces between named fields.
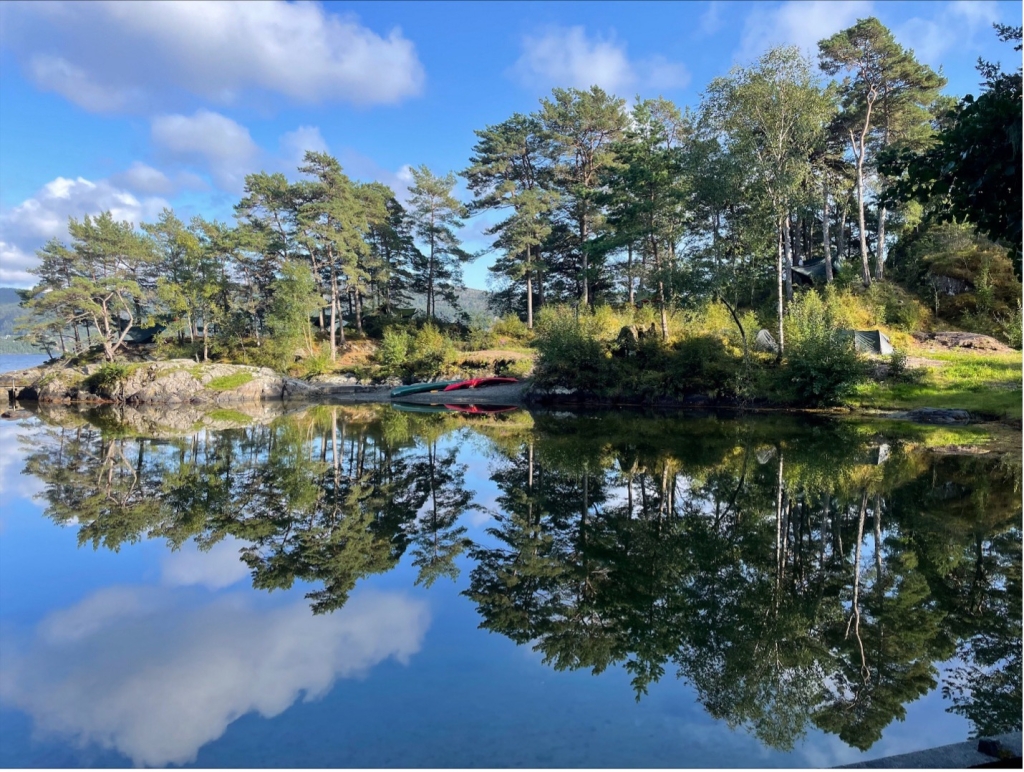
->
xmin=4 ymin=20 xmax=1020 ymax=438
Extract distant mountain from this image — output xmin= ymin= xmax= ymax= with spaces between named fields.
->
xmin=406 ymin=287 xmax=493 ymax=321
xmin=0 ymin=287 xmax=38 ymax=353
xmin=0 ymin=285 xmax=496 ymax=352
xmin=0 ymin=287 xmax=24 ymax=306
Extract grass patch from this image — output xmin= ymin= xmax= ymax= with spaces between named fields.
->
xmin=207 ymin=372 xmax=254 ymax=391
xmin=850 ymin=350 xmax=1022 ymax=420
xmin=845 ymin=418 xmax=994 ymax=448
xmin=207 ymin=408 xmax=253 ymax=423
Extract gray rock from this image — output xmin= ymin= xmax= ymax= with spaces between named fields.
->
xmin=903 ymin=407 xmax=973 ymax=424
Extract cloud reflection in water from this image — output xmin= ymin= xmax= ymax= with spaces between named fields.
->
xmin=0 ymin=586 xmax=430 ymax=766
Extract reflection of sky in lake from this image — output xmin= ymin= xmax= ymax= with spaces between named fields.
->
xmin=0 ymin=415 xmax=977 ymax=768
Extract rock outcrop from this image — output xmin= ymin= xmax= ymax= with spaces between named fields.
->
xmin=5 ymin=360 xmax=387 ymax=405
xmin=911 ymin=331 xmax=1013 ymax=352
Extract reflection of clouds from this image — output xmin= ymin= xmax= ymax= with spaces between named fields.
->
xmin=161 ymin=535 xmax=250 ymax=590
xmin=0 ymin=421 xmax=46 ymax=532
xmin=0 ymin=587 xmax=430 ymax=767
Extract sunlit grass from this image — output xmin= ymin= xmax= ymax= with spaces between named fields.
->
xmin=850 ymin=349 xmax=1022 ymax=420
xmin=207 ymin=372 xmax=254 ymax=391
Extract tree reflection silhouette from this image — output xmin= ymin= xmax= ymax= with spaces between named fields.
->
xmin=20 ymin=406 xmax=1022 ymax=750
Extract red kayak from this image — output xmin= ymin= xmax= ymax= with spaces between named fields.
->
xmin=443 ymin=404 xmax=519 ymax=414
xmin=442 ymin=377 xmax=518 ymax=392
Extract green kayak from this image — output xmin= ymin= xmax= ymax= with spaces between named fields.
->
xmin=391 ymin=402 xmax=454 ymax=414
xmin=390 ymin=380 xmax=460 ymax=398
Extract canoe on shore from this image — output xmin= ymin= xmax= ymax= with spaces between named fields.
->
xmin=390 ymin=380 xmax=461 ymax=398
xmin=391 ymin=402 xmax=519 ymax=415
xmin=442 ymin=377 xmax=518 ymax=392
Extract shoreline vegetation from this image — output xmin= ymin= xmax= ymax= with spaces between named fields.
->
xmin=4 ymin=19 xmax=1020 ymax=432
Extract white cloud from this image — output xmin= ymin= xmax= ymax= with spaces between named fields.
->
xmin=698 ymin=1 xmax=725 ymax=36
xmin=0 ymin=176 xmax=170 ymax=287
xmin=26 ymin=54 xmax=141 ymax=113
xmin=151 ymin=110 xmax=262 ymax=193
xmin=897 ymin=1 xmax=1001 ymax=67
xmin=510 ymin=26 xmax=690 ymax=94
xmin=108 ymin=162 xmax=175 ymax=196
xmin=0 ymin=587 xmax=430 ymax=767
xmin=107 ymin=161 xmax=206 ymax=198
xmin=161 ymin=536 xmax=250 ymax=590
xmin=2 ymin=1 xmax=425 ymax=113
xmin=0 ymin=422 xmax=47 ymax=526
xmin=280 ymin=126 xmax=330 ymax=168
xmin=735 ymin=1 xmax=874 ymax=64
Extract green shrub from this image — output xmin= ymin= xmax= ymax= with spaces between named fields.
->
xmin=784 ymin=336 xmax=865 ymax=406
xmin=376 ymin=328 xmax=411 ymax=376
xmin=888 ymin=347 xmax=910 ymax=382
xmin=666 ymin=336 xmax=740 ymax=397
xmin=867 ymin=282 xmax=926 ymax=331
xmin=408 ymin=324 xmax=458 ymax=378
xmin=495 ymin=358 xmax=533 ymax=379
xmin=1000 ymin=299 xmax=1022 ymax=349
xmin=90 ymin=362 xmax=135 ymax=390
xmin=533 ymin=310 xmax=611 ymax=389
xmin=301 ymin=349 xmax=332 ymax=378
xmin=782 ymin=290 xmax=866 ymax=406
xmin=491 ymin=314 xmax=531 ymax=343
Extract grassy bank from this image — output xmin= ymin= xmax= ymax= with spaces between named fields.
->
xmin=850 ymin=350 xmax=1022 ymax=421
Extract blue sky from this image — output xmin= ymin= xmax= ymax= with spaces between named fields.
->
xmin=0 ymin=0 xmax=1019 ymax=288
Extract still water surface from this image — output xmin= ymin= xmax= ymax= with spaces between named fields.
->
xmin=0 ymin=403 xmax=1019 ymax=767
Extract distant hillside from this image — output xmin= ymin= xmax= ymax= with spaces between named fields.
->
xmin=407 ymin=287 xmax=493 ymax=321
xmin=0 ymin=285 xmax=496 ymax=352
xmin=0 ymin=287 xmax=38 ymax=353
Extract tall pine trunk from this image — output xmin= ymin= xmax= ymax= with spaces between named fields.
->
xmin=850 ymin=122 xmax=873 ymax=287
xmin=627 ymin=243 xmax=635 ymax=305
xmin=823 ymin=179 xmax=834 ymax=283
xmin=526 ymin=252 xmax=533 ymax=330
xmin=776 ymin=220 xmax=786 ymax=361
xmin=875 ymin=205 xmax=887 ymax=280
xmin=783 ymin=216 xmax=794 ymax=302
xmin=329 ymin=267 xmax=339 ymax=360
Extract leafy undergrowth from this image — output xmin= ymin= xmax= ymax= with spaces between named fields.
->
xmin=850 ymin=349 xmax=1022 ymax=421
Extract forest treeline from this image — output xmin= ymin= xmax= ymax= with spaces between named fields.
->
xmin=15 ymin=18 xmax=1022 ymax=367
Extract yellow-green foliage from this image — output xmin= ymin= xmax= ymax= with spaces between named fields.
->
xmin=491 ymin=314 xmax=532 ymax=343
xmin=781 ymin=289 xmax=867 ymax=406
xmin=376 ymin=327 xmax=411 ymax=376
xmin=89 ymin=362 xmax=138 ymax=389
xmin=495 ymin=358 xmax=533 ymax=379
xmin=408 ymin=323 xmax=458 ymax=378
xmin=299 ymin=347 xmax=332 ymax=378
xmin=207 ymin=372 xmax=254 ymax=391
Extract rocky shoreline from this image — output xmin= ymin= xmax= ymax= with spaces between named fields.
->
xmin=0 ymin=360 xmax=1011 ymax=429
xmin=2 ymin=359 xmax=394 ymax=406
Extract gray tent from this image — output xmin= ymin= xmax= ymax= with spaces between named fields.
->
xmin=840 ymin=329 xmax=894 ymax=355
xmin=753 ymin=329 xmax=778 ymax=353
xmin=791 ymin=257 xmax=839 ymax=286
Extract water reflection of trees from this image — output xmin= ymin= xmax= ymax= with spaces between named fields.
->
xmin=467 ymin=415 xmax=1022 ymax=751
xmin=24 ymin=406 xmax=478 ymax=611
xmin=20 ymin=407 xmax=1021 ymax=750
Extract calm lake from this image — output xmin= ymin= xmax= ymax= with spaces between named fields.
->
xmin=0 ymin=403 xmax=1019 ymax=768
